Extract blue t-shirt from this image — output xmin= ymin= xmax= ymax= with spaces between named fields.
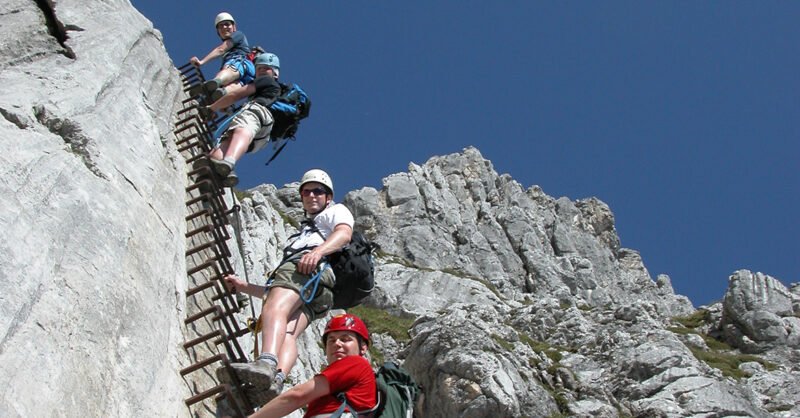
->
xmin=222 ymin=31 xmax=250 ymax=62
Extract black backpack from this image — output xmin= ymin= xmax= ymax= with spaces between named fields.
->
xmin=327 ymin=231 xmax=378 ymax=309
xmin=269 ymin=82 xmax=311 ymax=140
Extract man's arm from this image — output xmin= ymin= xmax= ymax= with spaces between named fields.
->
xmin=210 ymin=76 xmax=278 ymax=111
xmin=296 ymin=223 xmax=353 ymax=275
xmin=209 ymin=83 xmax=255 ymax=111
xmin=190 ymin=38 xmax=234 ymax=66
xmin=248 ymin=375 xmax=331 ymax=418
xmin=223 ymin=274 xmax=266 ymax=297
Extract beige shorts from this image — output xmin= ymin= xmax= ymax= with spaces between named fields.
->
xmin=267 ymin=260 xmax=334 ymax=322
xmin=225 ymin=101 xmax=274 ymax=153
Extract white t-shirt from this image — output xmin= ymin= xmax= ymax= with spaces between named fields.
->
xmin=285 ymin=203 xmax=354 ymax=254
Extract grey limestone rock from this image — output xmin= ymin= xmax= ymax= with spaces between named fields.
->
xmin=330 ymin=148 xmax=795 ymax=417
xmin=403 ymin=305 xmax=560 ymax=418
xmin=1 ymin=0 xmax=188 ymax=417
xmin=345 ymin=147 xmax=695 ymax=318
xmin=722 ymin=270 xmax=800 ymax=352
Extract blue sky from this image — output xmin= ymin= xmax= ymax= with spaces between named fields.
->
xmin=131 ymin=1 xmax=798 ymax=307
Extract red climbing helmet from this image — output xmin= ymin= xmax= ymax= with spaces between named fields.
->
xmin=323 ymin=313 xmax=370 ymax=345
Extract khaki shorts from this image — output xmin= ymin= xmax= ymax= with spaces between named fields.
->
xmin=225 ymin=101 xmax=274 ymax=152
xmin=266 ymin=261 xmax=334 ymax=322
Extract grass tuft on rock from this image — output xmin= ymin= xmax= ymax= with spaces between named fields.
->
xmin=689 ymin=348 xmax=776 ymax=379
xmin=348 ymin=305 xmax=417 ymax=343
xmin=672 ymin=309 xmax=711 ymax=329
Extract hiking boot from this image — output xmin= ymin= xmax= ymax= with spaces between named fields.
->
xmin=189 ymin=165 xmax=215 ymax=194
xmin=210 ymin=87 xmax=226 ymax=103
xmin=230 ymin=360 xmax=277 ymax=393
xmin=214 ymin=397 xmax=236 ymax=418
xmin=198 ymin=105 xmax=215 ymax=121
xmin=188 ymin=83 xmax=204 ymax=98
xmin=242 ymin=387 xmax=272 ymax=408
xmin=210 ymin=158 xmax=234 ymax=177
xmin=222 ymin=170 xmax=239 ymax=188
xmin=264 ymin=376 xmax=285 ymax=400
xmin=190 ymin=157 xmax=210 ymax=172
xmin=203 ymin=79 xmax=221 ymax=95
xmin=214 ymin=367 xmax=252 ymax=415
xmin=215 ymin=364 xmax=234 ymax=385
xmin=241 ymin=373 xmax=283 ymax=408
xmin=236 ymin=293 xmax=249 ymax=308
xmin=197 ymin=95 xmax=212 ymax=107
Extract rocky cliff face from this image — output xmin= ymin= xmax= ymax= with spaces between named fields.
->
xmin=243 ymin=149 xmax=799 ymax=418
xmin=1 ymin=0 xmax=190 ymax=416
xmin=2 ymin=1 xmax=798 ymax=418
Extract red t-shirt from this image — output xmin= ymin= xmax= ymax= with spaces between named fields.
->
xmin=304 ymin=356 xmax=376 ymax=417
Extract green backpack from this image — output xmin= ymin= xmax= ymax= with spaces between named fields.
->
xmin=332 ymin=362 xmax=421 ymax=418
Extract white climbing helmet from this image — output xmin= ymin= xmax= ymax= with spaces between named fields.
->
xmin=214 ymin=12 xmax=235 ymax=28
xmin=299 ymin=169 xmax=334 ymax=196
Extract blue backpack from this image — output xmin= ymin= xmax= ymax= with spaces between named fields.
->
xmin=269 ymin=82 xmax=311 ymax=140
xmin=209 ymin=82 xmax=311 ymax=165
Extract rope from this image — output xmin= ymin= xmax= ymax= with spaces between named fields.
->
xmin=300 ymin=262 xmax=328 ymax=304
xmin=229 ymin=197 xmax=257 ymax=319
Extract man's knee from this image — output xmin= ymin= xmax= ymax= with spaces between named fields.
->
xmin=218 ymin=67 xmax=241 ymax=85
xmin=265 ymin=286 xmax=301 ymax=311
xmin=233 ymin=126 xmax=253 ymax=137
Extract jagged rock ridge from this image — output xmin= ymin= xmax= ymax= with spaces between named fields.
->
xmin=239 ymin=149 xmax=798 ymax=418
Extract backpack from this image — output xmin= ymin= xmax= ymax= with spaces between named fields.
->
xmin=374 ymin=362 xmax=421 ymax=418
xmin=269 ymin=82 xmax=311 ymax=140
xmin=246 ymin=45 xmax=266 ymax=62
xmin=209 ymin=82 xmax=310 ymax=165
xmin=327 ymin=231 xmax=378 ymax=309
xmin=332 ymin=362 xmax=421 ymax=418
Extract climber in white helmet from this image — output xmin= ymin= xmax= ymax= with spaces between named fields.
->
xmin=219 ymin=169 xmax=354 ymax=406
xmin=200 ymin=52 xmax=281 ymax=187
xmin=189 ymin=12 xmax=255 ymax=103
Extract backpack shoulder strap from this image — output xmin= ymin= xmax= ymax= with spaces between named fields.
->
xmin=276 ymin=81 xmax=290 ymax=96
xmin=331 ymin=386 xmax=382 ymax=418
xmin=305 ymin=218 xmax=326 ymax=241
xmin=329 ymin=393 xmax=353 ymax=418
xmin=281 ymin=219 xmax=324 ymax=261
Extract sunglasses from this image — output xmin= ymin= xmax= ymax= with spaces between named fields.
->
xmin=301 ymin=187 xmax=328 ymax=197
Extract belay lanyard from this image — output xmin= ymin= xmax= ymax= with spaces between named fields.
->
xmin=299 ymin=261 xmax=329 ymax=304
xmin=210 ymin=106 xmax=247 ymax=147
xmin=286 ymin=219 xmax=332 ymax=304
xmin=248 ymin=260 xmax=328 ymax=357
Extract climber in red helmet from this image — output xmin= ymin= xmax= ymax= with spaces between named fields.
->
xmin=246 ymin=313 xmax=377 ymax=417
